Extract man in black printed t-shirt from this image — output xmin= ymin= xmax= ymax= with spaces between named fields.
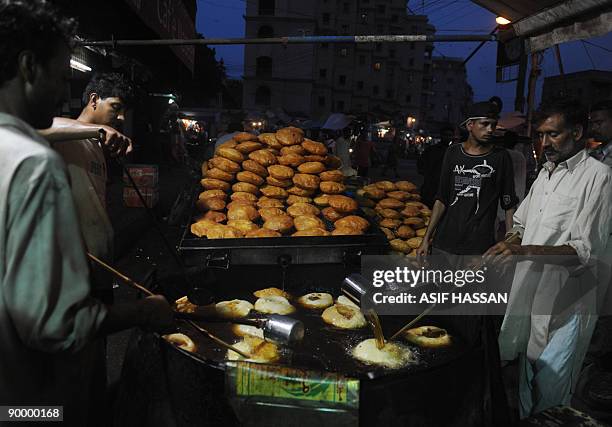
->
xmin=417 ymin=102 xmax=518 ymax=256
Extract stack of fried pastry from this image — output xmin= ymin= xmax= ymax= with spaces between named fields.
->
xmin=191 ymin=128 xmax=369 ymax=239
xmin=355 ymin=180 xmax=431 ymax=256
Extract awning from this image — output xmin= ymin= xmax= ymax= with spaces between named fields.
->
xmin=473 ymin=0 xmax=612 ymax=52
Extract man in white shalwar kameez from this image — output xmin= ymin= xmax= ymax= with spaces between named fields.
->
xmin=484 ymin=99 xmax=612 ymax=418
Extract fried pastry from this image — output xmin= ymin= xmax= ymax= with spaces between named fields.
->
xmin=378 ymin=198 xmax=405 ymax=210
xmin=287 ymin=203 xmax=320 ymax=217
xmin=257 ymin=196 xmax=285 ymax=208
xmin=293 ymin=228 xmax=330 ymax=237
xmin=287 ymin=186 xmax=315 ymax=197
xmin=301 ymin=139 xmax=327 ymax=155
xmin=275 ymin=126 xmax=304 ymax=146
xmin=231 ymin=182 xmax=258 ymax=195
xmin=328 ymin=195 xmax=358 ymax=213
xmin=379 ymin=209 xmax=402 ymax=219
xmin=236 ymin=171 xmax=265 ymax=186
xmin=334 ymin=215 xmax=369 ymax=231
xmin=259 ymin=207 xmax=286 ymax=221
xmin=205 ymin=167 xmax=234 ymax=182
xmin=248 ymin=149 xmax=278 ymax=167
xmin=268 ymin=165 xmax=294 ymax=180
xmin=396 ymin=225 xmax=417 ymax=239
xmin=227 ymin=204 xmax=259 ymax=221
xmin=231 ymin=191 xmax=258 ymax=203
xmin=245 ymin=228 xmax=282 ymax=238
xmin=321 ymin=207 xmax=345 ymax=222
xmin=293 ymin=215 xmax=325 ymax=231
xmin=242 ymin=159 xmax=269 ymax=177
xmin=216 ymin=146 xmax=244 ymax=163
xmin=297 ymin=161 xmax=326 ymax=174
xmin=262 ymin=214 xmax=294 ymax=234
xmin=209 ymin=156 xmax=240 ymax=174
xmin=260 ymin=185 xmax=288 ymax=199
xmin=235 ymin=141 xmax=263 ymax=154
xmin=319 ymin=170 xmax=344 ymax=182
xmin=199 ymin=189 xmax=226 ymax=200
xmin=201 ymin=178 xmax=230 ymax=192
xmin=280 ymin=145 xmax=306 ymax=156
xmin=258 ymin=132 xmax=282 ymax=149
xmin=277 ymin=153 xmax=306 ymax=167
xmin=320 ymin=181 xmax=346 ymax=194
xmin=292 ymin=173 xmax=320 ymax=191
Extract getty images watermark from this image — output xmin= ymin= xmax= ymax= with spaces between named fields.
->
xmin=361 ymin=254 xmax=611 ymax=316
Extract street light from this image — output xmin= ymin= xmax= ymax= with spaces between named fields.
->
xmin=495 ymin=16 xmax=511 ymax=25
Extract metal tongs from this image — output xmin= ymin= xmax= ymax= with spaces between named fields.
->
xmin=87 ymin=253 xmax=303 ymax=346
xmin=87 ymin=252 xmax=250 ymax=357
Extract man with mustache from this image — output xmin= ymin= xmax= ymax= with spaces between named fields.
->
xmin=484 ymin=99 xmax=612 ymax=417
xmin=417 ymin=101 xmax=518 ymax=257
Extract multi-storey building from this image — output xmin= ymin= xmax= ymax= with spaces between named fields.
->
xmin=427 ymin=56 xmax=473 ymax=132
xmin=243 ymin=0 xmax=435 ymax=123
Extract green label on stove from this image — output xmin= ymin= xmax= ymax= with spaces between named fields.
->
xmin=227 ymin=362 xmax=359 ymax=409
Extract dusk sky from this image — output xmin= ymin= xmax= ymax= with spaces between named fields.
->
xmin=196 ymin=0 xmax=612 ymax=112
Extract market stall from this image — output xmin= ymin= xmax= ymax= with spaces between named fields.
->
xmin=113 ymin=128 xmax=508 ymax=427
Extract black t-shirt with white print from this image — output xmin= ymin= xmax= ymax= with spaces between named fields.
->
xmin=433 ymin=143 xmax=518 ymax=255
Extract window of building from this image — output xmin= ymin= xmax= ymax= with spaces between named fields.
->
xmin=255 ymin=86 xmax=271 ymax=105
xmin=340 ymin=48 xmax=348 ymax=57
xmin=373 ymin=85 xmax=379 ymax=95
xmin=377 ymin=4 xmax=385 ymax=13
xmin=337 ymin=100 xmax=345 ymax=111
xmin=377 ymin=24 xmax=383 ymax=34
xmin=375 ymin=43 xmax=382 ymax=52
xmin=257 ymin=25 xmax=274 ymax=38
xmin=322 ymin=13 xmax=330 ymax=24
xmin=386 ymin=89 xmax=393 ymax=99
xmin=391 ymin=14 xmax=398 ymax=23
xmin=343 ymin=2 xmax=349 ymax=12
xmin=339 ymin=75 xmax=346 ymax=85
xmin=319 ymin=68 xmax=327 ymax=78
xmin=259 ymin=0 xmax=275 ymax=16
xmin=447 ymin=77 xmax=454 ymax=84
xmin=357 ymin=81 xmax=364 ymax=90
xmin=356 ymin=104 xmax=363 ymax=111
xmin=411 ymin=25 xmax=417 ymax=33
xmin=410 ymin=42 xmax=415 ymax=50
xmin=373 ymin=62 xmax=382 ymax=71
xmin=256 ymin=56 xmax=272 ymax=77
xmin=341 ymin=24 xmax=349 ymax=34
xmin=359 ymin=55 xmax=366 ymax=65
xmin=409 ymin=58 xmax=414 ymax=66
xmin=318 ymin=96 xmax=325 ymax=106
xmin=321 ymin=43 xmax=329 ymax=49
xmin=405 ymin=95 xmax=412 ymax=103
xmin=361 ymin=12 xmax=368 ymax=24
xmin=389 ymin=48 xmax=396 ymax=58
xmin=446 ymin=91 xmax=451 ymax=98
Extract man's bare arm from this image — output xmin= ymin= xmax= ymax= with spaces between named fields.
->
xmin=39 ymin=117 xmax=103 ymax=141
xmin=416 ymin=200 xmax=446 ymax=259
xmin=39 ymin=117 xmax=132 ymax=156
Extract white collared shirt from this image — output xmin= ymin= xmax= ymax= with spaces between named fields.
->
xmin=501 ymin=149 xmax=612 ymax=360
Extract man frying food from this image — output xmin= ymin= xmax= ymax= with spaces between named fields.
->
xmin=484 ymin=99 xmax=612 ymax=417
